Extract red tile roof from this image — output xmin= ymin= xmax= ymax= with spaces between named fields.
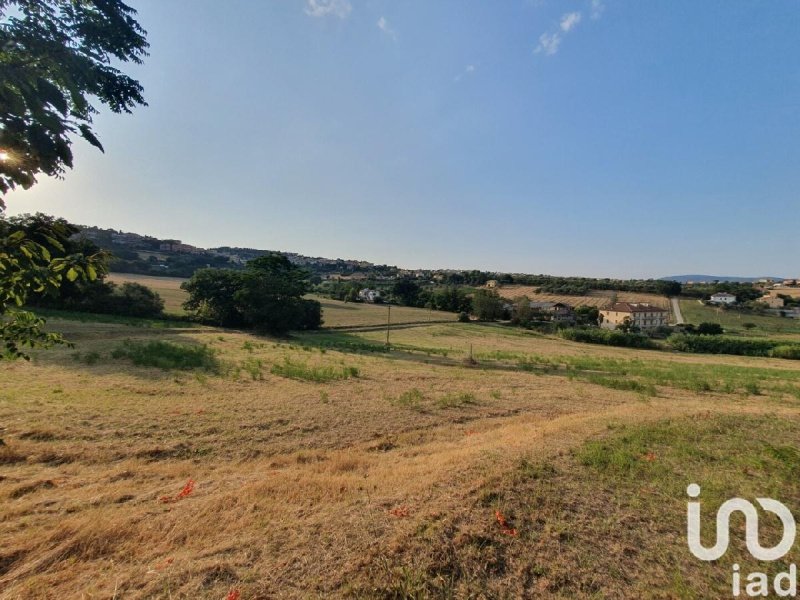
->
xmin=603 ymin=302 xmax=668 ymax=314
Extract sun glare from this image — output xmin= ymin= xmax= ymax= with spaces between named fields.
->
xmin=0 ymin=150 xmax=10 ymax=162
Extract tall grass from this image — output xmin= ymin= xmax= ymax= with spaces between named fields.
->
xmin=270 ymin=358 xmax=360 ymax=382
xmin=111 ymin=340 xmax=220 ymax=372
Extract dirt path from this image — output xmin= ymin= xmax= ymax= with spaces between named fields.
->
xmin=670 ymin=296 xmax=684 ymax=324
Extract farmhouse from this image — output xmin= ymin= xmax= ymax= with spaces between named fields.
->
xmin=709 ymin=292 xmax=737 ymax=305
xmin=761 ymin=295 xmax=785 ymax=309
xmin=599 ymin=302 xmax=669 ymax=331
xmin=358 ymin=288 xmax=382 ymax=303
xmin=529 ymin=301 xmax=576 ymax=323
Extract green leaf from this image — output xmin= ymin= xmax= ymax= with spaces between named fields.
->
xmin=78 ymin=125 xmax=105 ymax=152
xmin=66 ymin=267 xmax=79 ymax=282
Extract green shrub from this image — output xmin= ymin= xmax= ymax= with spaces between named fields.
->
xmin=436 ymin=391 xmax=476 ymax=409
xmin=393 ymin=388 xmax=425 ymax=409
xmin=111 ymin=340 xmax=220 ymax=372
xmin=667 ymin=334 xmax=777 ymax=357
xmin=560 ymin=328 xmax=657 ymax=349
xmin=696 ymin=322 xmax=724 ymax=335
xmin=771 ymin=345 xmax=800 ymax=360
xmin=269 ymin=358 xmax=359 ymax=382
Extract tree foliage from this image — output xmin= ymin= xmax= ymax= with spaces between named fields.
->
xmin=0 ymin=213 xmax=107 ymax=358
xmin=0 ymin=0 xmax=148 ymax=203
xmin=182 ymin=253 xmax=322 ymax=334
xmin=472 ymin=289 xmax=505 ymax=321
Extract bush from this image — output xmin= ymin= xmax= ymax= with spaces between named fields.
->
xmin=560 ymin=328 xmax=657 ymax=349
xmin=269 ymin=358 xmax=359 ymax=382
xmin=667 ymin=334 xmax=776 ymax=357
xmin=458 ymin=311 xmax=470 ymax=323
xmin=111 ymin=282 xmax=165 ymax=318
xmin=696 ymin=322 xmax=724 ymax=335
xmin=111 ymin=340 xmax=220 ymax=371
xmin=771 ymin=345 xmax=800 ymax=360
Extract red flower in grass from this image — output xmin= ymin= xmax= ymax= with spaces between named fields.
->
xmin=225 ymin=589 xmax=241 ymax=600
xmin=495 ymin=510 xmax=518 ymax=536
xmin=160 ymin=479 xmax=196 ymax=503
xmin=643 ymin=452 xmax=656 ymax=462
xmin=388 ymin=505 xmax=410 ymax=517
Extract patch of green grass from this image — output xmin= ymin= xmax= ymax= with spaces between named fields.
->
xmin=391 ymin=388 xmax=426 ymax=410
xmin=269 ymin=357 xmax=359 ymax=382
xmin=111 ymin=340 xmax=220 ymax=372
xmin=435 ymin=391 xmax=476 ymax=409
xmin=32 ymin=307 xmax=192 ymax=328
xmin=579 ymin=374 xmax=657 ymax=397
xmin=680 ymin=299 xmax=800 ymax=336
xmin=241 ymin=357 xmax=264 ymax=380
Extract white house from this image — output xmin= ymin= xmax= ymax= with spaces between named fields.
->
xmin=709 ymin=292 xmax=737 ymax=305
xmin=358 ymin=288 xmax=382 ymax=303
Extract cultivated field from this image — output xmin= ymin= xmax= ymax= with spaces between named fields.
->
xmin=494 ymin=285 xmax=672 ymax=310
xmin=680 ymin=298 xmax=800 ymax=338
xmin=3 ymin=308 xmax=800 ymax=597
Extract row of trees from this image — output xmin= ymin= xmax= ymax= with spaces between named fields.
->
xmin=181 ymin=254 xmax=322 ymax=334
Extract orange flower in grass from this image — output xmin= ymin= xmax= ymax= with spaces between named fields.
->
xmin=388 ymin=505 xmax=410 ymax=517
xmin=160 ymin=479 xmax=196 ymax=503
xmin=225 ymin=589 xmax=241 ymax=600
xmin=495 ymin=510 xmax=518 ymax=536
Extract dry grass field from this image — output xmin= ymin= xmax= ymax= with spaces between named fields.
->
xmin=3 ymin=309 xmax=800 ymax=597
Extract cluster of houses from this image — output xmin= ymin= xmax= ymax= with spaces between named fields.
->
xmin=508 ymin=299 xmax=670 ymax=331
xmin=707 ymin=287 xmax=800 ymax=318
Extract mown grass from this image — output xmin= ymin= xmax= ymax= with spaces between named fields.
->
xmin=111 ymin=339 xmax=221 ymax=372
xmin=474 ymin=350 xmax=800 ymax=398
xmin=368 ymin=414 xmax=800 ymax=597
xmin=269 ymin=357 xmax=360 ymax=382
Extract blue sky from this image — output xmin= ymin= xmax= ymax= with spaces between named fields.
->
xmin=7 ymin=0 xmax=800 ymax=278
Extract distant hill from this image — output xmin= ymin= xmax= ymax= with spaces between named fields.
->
xmin=661 ymin=275 xmax=785 ymax=283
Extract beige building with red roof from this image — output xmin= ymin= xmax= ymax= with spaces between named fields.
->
xmin=599 ymin=302 xmax=669 ymax=331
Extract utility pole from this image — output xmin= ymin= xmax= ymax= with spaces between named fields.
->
xmin=386 ymin=305 xmax=391 ymax=347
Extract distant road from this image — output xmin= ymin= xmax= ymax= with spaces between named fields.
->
xmin=670 ymin=297 xmax=684 ymax=324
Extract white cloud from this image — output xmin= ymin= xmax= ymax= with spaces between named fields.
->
xmin=560 ymin=11 xmax=582 ymax=32
xmin=454 ymin=64 xmax=476 ymax=82
xmin=534 ymin=32 xmax=561 ymax=55
xmin=377 ymin=16 xmax=396 ymax=40
xmin=535 ymin=8 xmax=594 ymax=57
xmin=590 ymin=0 xmax=605 ymax=20
xmin=304 ymin=0 xmax=351 ymax=19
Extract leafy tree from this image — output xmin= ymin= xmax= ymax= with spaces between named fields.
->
xmin=182 ymin=268 xmax=245 ymax=327
xmin=616 ymin=316 xmax=638 ymax=333
xmin=574 ymin=305 xmax=600 ymax=326
xmin=510 ymin=296 xmax=534 ymax=327
xmin=697 ymin=322 xmax=724 ymax=335
xmin=0 ymin=215 xmax=106 ymax=357
xmin=1 ymin=1 xmax=148 ymax=357
xmin=182 ymin=254 xmax=322 ymax=334
xmin=235 ymin=254 xmax=321 ymax=334
xmin=0 ymin=0 xmax=148 ymax=201
xmin=472 ymin=289 xmax=504 ymax=321
xmin=391 ymin=278 xmax=420 ymax=306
